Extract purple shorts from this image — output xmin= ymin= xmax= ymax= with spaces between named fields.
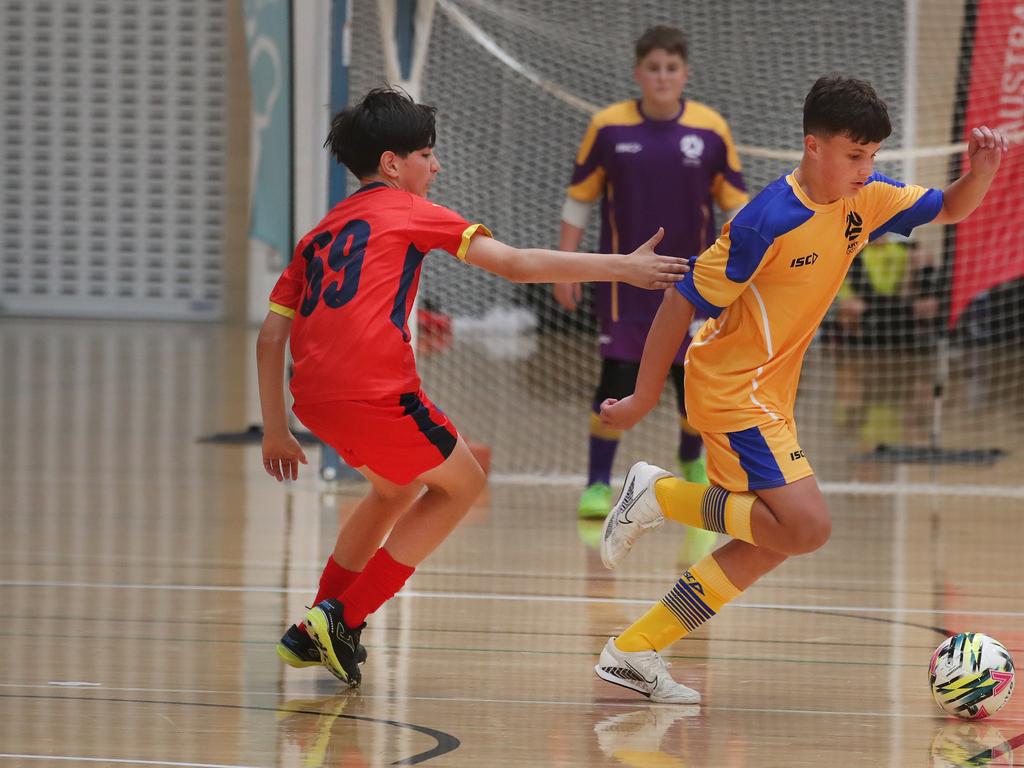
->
xmin=598 ymin=319 xmax=691 ymax=365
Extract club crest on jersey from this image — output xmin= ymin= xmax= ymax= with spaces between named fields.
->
xmin=680 ymin=134 xmax=705 ymax=163
xmin=845 ymin=211 xmax=863 ymax=241
xmin=844 ymin=211 xmax=865 ymax=254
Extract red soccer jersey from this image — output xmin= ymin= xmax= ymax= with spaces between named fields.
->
xmin=269 ymin=183 xmax=490 ymax=403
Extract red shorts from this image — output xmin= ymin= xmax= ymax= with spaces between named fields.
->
xmin=293 ymin=390 xmax=458 ymax=485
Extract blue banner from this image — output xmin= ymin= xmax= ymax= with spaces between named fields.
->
xmin=244 ymin=0 xmax=292 ymax=268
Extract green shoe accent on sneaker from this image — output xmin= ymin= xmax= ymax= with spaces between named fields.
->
xmin=678 ymin=455 xmax=708 ymax=484
xmin=577 ymin=482 xmax=612 ymax=519
xmin=276 ymin=624 xmax=322 ymax=669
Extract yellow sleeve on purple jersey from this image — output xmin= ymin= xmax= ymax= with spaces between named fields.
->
xmin=678 ymin=101 xmax=748 ymax=212
xmin=566 ymin=101 xmax=642 ymax=203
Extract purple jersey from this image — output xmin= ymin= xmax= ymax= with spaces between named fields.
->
xmin=568 ymin=98 xmax=748 ymax=324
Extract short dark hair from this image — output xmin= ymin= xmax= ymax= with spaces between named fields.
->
xmin=803 ymin=75 xmax=892 ymax=143
xmin=635 ymin=25 xmax=688 ymax=62
xmin=324 ymin=87 xmax=437 ymax=178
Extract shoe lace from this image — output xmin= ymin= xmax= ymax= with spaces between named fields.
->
xmin=643 ymin=651 xmax=672 ymax=677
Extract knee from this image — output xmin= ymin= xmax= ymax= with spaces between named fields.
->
xmin=787 ymin=509 xmax=832 ymax=554
xmin=372 ymin=482 xmax=422 ymax=507
xmin=433 ymin=457 xmax=486 ymax=506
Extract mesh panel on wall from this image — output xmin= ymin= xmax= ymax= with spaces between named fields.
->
xmin=346 ymin=0 xmax=1024 ymax=485
xmin=0 ymin=0 xmax=226 ymax=319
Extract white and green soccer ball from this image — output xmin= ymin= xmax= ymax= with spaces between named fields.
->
xmin=929 ymin=632 xmax=1015 ymax=719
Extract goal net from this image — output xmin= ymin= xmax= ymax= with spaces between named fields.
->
xmin=347 ymin=0 xmax=1024 ymax=490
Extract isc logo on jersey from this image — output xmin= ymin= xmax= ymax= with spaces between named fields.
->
xmin=790 ymin=252 xmax=819 ymax=268
xmin=615 ymin=142 xmax=643 ymax=154
xmin=680 ymin=134 xmax=704 ymax=166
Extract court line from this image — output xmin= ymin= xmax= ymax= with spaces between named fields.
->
xmin=3 ymin=580 xmax=1023 ymax=618
xmin=0 ymin=755 xmax=263 ymax=768
xmin=488 ymin=473 xmax=1024 ymax=499
xmin=2 ymin=683 xmax=1022 ymax=723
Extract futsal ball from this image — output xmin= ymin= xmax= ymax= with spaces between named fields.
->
xmin=929 ymin=633 xmax=1015 ymax=719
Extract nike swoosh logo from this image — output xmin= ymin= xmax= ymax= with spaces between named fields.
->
xmin=624 ymin=660 xmax=657 ymax=686
xmin=618 ymin=488 xmax=646 ymax=525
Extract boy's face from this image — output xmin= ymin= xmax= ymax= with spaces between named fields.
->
xmin=809 ymin=132 xmax=882 ymax=198
xmin=633 ymin=49 xmax=688 ymax=105
xmin=385 ymin=146 xmax=441 ymax=197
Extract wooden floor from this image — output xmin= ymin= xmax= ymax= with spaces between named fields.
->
xmin=1 ymin=318 xmax=1023 ymax=767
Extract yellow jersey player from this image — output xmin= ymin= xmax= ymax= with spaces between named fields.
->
xmin=594 ymin=74 xmax=1008 ymax=703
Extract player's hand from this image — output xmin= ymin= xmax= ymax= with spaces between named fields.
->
xmin=553 ymin=282 xmax=582 ymax=311
xmin=262 ymin=429 xmax=308 ymax=482
xmin=967 ymin=126 xmax=1008 ymax=179
xmin=622 ymin=228 xmax=690 ymax=290
xmin=600 ymin=395 xmax=650 ymax=431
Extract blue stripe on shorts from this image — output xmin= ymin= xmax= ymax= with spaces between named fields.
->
xmin=726 ymin=426 xmax=787 ymax=490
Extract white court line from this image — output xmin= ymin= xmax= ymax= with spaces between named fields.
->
xmin=0 ymin=755 xmax=263 ymax=768
xmin=489 ymin=473 xmax=1024 ymax=499
xmin=2 ymin=580 xmax=1023 ymax=618
xmin=3 ymin=682 xmax=1023 ymax=724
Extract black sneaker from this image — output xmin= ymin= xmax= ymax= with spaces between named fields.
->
xmin=304 ymin=599 xmax=366 ymax=686
xmin=276 ymin=623 xmax=368 ymax=669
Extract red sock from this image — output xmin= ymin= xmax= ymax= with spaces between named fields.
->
xmin=298 ymin=557 xmax=360 ymax=634
xmin=340 ymin=547 xmax=415 ymax=628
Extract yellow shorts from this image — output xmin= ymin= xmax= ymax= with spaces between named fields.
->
xmin=703 ymin=419 xmax=814 ymax=492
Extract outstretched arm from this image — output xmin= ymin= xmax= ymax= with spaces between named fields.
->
xmin=464 ymin=227 xmax=688 ymax=288
xmin=256 ymin=311 xmax=307 ymax=481
xmin=552 ymin=220 xmax=586 ymax=311
xmin=933 ymin=126 xmax=1009 ymax=225
xmin=600 ymin=288 xmax=695 ymax=430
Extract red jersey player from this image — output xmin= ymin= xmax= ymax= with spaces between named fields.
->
xmin=256 ymin=87 xmax=689 ymax=687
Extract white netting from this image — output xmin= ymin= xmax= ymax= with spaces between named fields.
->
xmin=348 ymin=0 xmax=1024 ymax=486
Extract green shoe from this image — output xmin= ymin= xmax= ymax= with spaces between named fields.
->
xmin=576 ymin=518 xmax=604 ymax=550
xmin=678 ymin=455 xmax=707 ymax=484
xmin=577 ymin=482 xmax=612 ymax=519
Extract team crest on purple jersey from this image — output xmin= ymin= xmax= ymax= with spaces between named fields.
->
xmin=680 ymin=134 xmax=705 ymax=163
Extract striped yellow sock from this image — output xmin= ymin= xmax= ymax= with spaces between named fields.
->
xmin=615 ymin=553 xmax=741 ymax=652
xmin=654 ymin=478 xmax=757 ymax=544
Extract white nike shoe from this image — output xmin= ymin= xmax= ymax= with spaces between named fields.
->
xmin=601 ymin=461 xmax=672 ymax=570
xmin=594 ymin=637 xmax=701 ymax=705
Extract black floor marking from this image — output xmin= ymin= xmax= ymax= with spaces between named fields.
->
xmin=766 ymin=605 xmax=951 ymax=637
xmin=0 ymin=693 xmax=459 ymax=765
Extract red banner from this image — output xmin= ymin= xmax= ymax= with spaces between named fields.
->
xmin=949 ymin=0 xmax=1024 ymax=329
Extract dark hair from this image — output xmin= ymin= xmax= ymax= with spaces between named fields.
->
xmin=635 ymin=25 xmax=688 ymax=62
xmin=324 ymin=87 xmax=437 ymax=178
xmin=803 ymin=75 xmax=892 ymax=143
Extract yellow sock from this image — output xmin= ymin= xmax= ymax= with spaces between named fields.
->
xmin=589 ymin=412 xmax=623 ymax=441
xmin=654 ymin=478 xmax=757 ymax=544
xmin=616 ymin=553 xmax=741 ymax=652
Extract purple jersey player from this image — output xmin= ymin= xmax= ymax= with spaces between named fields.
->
xmin=553 ymin=25 xmax=749 ymax=524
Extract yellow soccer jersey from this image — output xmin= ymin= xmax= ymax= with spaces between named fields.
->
xmin=679 ymin=171 xmax=943 ymax=433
